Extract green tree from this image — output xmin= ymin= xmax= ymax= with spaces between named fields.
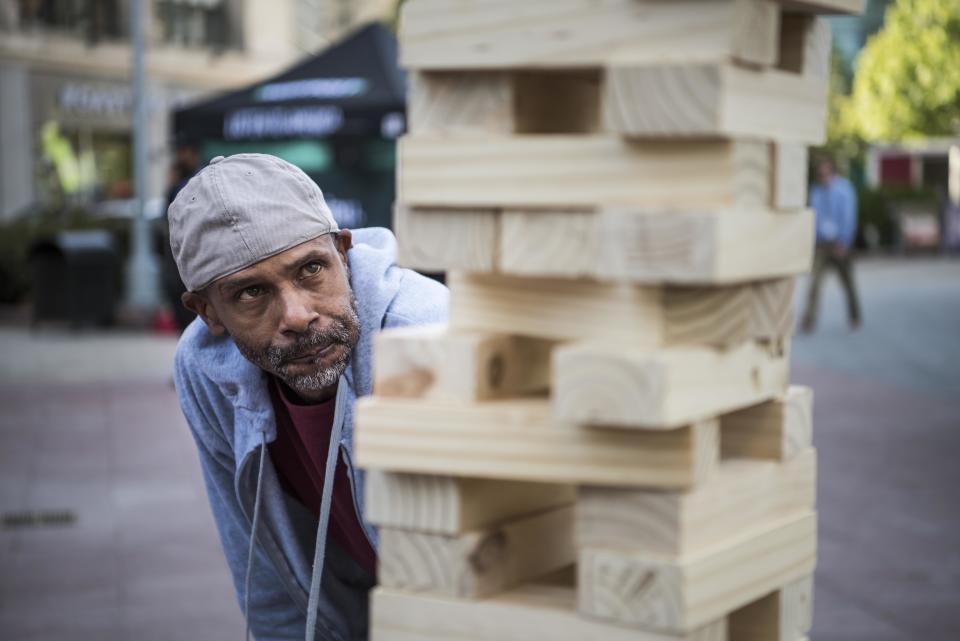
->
xmin=848 ymin=0 xmax=960 ymax=141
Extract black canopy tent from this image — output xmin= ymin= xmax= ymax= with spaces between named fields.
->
xmin=172 ymin=22 xmax=406 ymax=229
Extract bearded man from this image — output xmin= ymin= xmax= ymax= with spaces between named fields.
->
xmin=168 ymin=154 xmax=448 ymax=641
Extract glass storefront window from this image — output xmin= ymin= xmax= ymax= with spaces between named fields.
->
xmin=38 ymin=120 xmax=131 ymax=205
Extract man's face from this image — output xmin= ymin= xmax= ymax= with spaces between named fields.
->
xmin=186 ymin=232 xmax=360 ymax=403
xmin=817 ymin=160 xmax=835 ymax=186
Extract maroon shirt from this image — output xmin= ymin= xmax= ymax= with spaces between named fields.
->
xmin=267 ymin=378 xmax=377 ymax=577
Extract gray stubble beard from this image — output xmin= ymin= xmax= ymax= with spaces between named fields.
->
xmin=236 ymin=293 xmax=361 ymax=397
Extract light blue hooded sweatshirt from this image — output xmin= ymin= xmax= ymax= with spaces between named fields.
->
xmin=173 ymin=228 xmax=449 ymax=641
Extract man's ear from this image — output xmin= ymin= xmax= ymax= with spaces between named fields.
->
xmin=334 ymin=229 xmax=353 ymax=264
xmin=334 ymin=229 xmax=353 ymax=277
xmin=182 ymin=291 xmax=226 ymax=336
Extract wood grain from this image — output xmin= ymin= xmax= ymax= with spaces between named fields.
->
xmin=578 ymin=511 xmax=817 ymax=632
xmin=448 ymin=272 xmax=794 ymax=349
xmin=576 ymin=448 xmax=816 ymax=556
xmin=778 ymin=0 xmax=863 ymax=15
xmin=394 ymin=206 xmax=498 ymax=273
xmin=371 ymin=582 xmax=727 ymax=641
xmin=499 ymin=207 xmax=814 ymax=284
xmin=400 ymin=0 xmax=780 ymax=70
xmin=408 ymin=71 xmax=515 ymax=134
xmin=364 ymin=471 xmax=574 ymax=534
xmin=399 ymin=136 xmax=770 ymax=210
xmin=553 ymin=340 xmax=790 ymax=429
xmin=355 ymin=397 xmax=720 ymax=489
xmin=373 ymin=324 xmax=554 ymax=402
xmin=378 ymin=505 xmax=575 ymax=598
xmin=721 ymin=385 xmax=814 ymax=460
xmin=603 ymin=64 xmax=828 ymax=144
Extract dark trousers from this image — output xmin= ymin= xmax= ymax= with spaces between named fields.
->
xmin=801 ymin=244 xmax=861 ymax=330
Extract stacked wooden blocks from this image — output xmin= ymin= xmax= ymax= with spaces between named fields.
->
xmin=357 ymin=1 xmax=862 ymax=639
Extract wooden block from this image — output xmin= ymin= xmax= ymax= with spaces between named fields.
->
xmin=371 ymin=582 xmax=727 ymax=641
xmin=578 ymin=511 xmax=817 ymax=633
xmin=499 ymin=209 xmax=599 ymax=279
xmin=408 ymin=71 xmax=515 ymax=134
xmin=778 ymin=0 xmax=863 ymax=14
xmin=394 ymin=206 xmax=498 ymax=272
xmin=729 ymin=576 xmax=814 ymax=641
xmin=746 ymin=278 xmax=796 ymax=339
xmin=373 ymin=324 xmax=553 ymax=402
xmin=665 ymin=278 xmax=795 ymax=346
xmin=772 ymin=144 xmax=809 ymax=210
xmin=378 ymin=504 xmax=575 ymax=598
xmin=778 ymin=15 xmax=831 ymax=78
xmin=400 ymin=0 xmax=780 ymax=70
xmin=603 ymin=64 xmax=827 ymax=144
xmin=448 ymin=272 xmax=793 ymax=348
xmin=398 ymin=136 xmax=770 ymax=210
xmin=500 ymin=208 xmax=814 ymax=284
xmin=576 ymin=448 xmax=816 ymax=557
xmin=364 ymin=471 xmax=574 ymax=534
xmin=355 ymin=397 xmax=720 ymax=489
xmin=721 ymin=386 xmax=813 ymax=461
xmin=553 ymin=340 xmax=789 ymax=429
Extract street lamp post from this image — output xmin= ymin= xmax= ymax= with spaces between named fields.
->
xmin=125 ymin=0 xmax=161 ymax=314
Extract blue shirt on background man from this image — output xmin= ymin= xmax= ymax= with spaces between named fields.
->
xmin=810 ymin=175 xmax=858 ymax=249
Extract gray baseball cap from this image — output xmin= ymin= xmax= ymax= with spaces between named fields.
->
xmin=168 ymin=153 xmax=339 ymax=292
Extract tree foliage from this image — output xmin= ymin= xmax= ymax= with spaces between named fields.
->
xmin=847 ymin=0 xmax=960 ymax=141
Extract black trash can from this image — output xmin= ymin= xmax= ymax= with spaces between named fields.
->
xmin=29 ymin=231 xmax=118 ymax=328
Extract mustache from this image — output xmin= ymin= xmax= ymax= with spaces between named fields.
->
xmin=266 ymin=315 xmax=357 ymax=369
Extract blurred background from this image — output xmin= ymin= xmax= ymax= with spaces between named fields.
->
xmin=0 ymin=0 xmax=957 ymax=640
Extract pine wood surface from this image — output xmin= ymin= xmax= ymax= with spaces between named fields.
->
xmin=371 ymin=582 xmax=727 ymax=641
xmin=378 ymin=505 xmax=576 ymax=598
xmin=552 ymin=340 xmax=790 ymax=429
xmin=355 ymin=397 xmax=720 ymax=489
xmin=603 ymin=64 xmax=827 ymax=143
xmin=364 ymin=471 xmax=574 ymax=535
xmin=398 ymin=136 xmax=770 ymax=210
xmin=447 ymin=273 xmax=796 ymax=348
xmin=578 ymin=511 xmax=817 ymax=632
xmin=398 ymin=206 xmax=814 ymax=284
xmin=576 ymin=448 xmax=816 ymax=556
xmin=399 ymin=0 xmax=780 ymax=70
xmin=372 ymin=324 xmax=554 ymax=402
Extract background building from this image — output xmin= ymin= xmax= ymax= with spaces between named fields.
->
xmin=0 ymin=0 xmax=393 ymax=222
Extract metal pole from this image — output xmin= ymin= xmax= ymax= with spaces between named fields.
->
xmin=125 ymin=0 xmax=161 ymax=313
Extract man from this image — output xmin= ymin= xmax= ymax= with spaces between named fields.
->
xmin=168 ymin=154 xmax=448 ymax=641
xmin=801 ymin=157 xmax=862 ymax=332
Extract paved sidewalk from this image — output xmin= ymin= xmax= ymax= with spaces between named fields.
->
xmin=0 ymin=333 xmax=245 ymax=641
xmin=0 ymin=257 xmax=957 ymax=640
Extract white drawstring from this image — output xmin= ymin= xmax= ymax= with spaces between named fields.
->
xmin=244 ymin=430 xmax=268 ymax=641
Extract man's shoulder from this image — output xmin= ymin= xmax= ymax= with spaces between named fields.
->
xmin=174 ymin=319 xmax=260 ymax=401
xmin=384 ymin=267 xmax=449 ymax=328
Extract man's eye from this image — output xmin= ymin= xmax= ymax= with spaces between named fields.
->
xmin=302 ymin=262 xmax=323 ymax=276
xmin=238 ymin=286 xmax=264 ymax=301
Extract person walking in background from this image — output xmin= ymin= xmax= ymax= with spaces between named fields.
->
xmin=801 ymin=156 xmax=862 ymax=333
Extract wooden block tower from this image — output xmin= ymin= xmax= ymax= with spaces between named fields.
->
xmin=357 ymin=1 xmax=863 ymax=639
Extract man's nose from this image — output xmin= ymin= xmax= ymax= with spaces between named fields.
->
xmin=278 ymin=288 xmax=319 ymax=335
